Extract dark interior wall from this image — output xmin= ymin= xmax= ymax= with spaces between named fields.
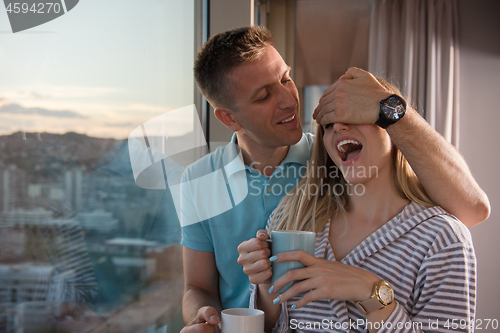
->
xmin=458 ymin=0 xmax=500 ymax=322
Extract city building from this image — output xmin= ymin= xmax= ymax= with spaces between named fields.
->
xmin=105 ymin=238 xmax=160 ymax=284
xmin=2 ymin=165 xmax=27 ymax=212
xmin=78 ymin=209 xmax=119 ymax=233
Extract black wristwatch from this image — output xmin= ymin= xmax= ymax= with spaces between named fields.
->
xmin=375 ymin=94 xmax=406 ymax=129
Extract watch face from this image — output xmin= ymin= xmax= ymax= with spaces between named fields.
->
xmin=384 ymin=96 xmax=406 ymax=120
xmin=379 ymin=285 xmax=394 ymax=304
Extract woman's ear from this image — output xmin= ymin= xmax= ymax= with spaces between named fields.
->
xmin=214 ymin=107 xmax=242 ymax=131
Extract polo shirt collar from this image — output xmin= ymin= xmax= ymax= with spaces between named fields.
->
xmin=280 ymin=133 xmax=310 ymax=167
xmin=222 ymin=133 xmax=246 ymax=178
xmin=223 ymin=133 xmax=310 ymax=178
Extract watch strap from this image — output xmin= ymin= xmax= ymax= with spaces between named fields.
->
xmin=355 ymin=295 xmax=386 ymax=315
xmin=355 ymin=280 xmax=393 ymax=315
xmin=374 ymin=113 xmax=393 ymax=129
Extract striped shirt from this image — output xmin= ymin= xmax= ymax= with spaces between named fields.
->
xmin=46 ymin=219 xmax=98 ymax=303
xmin=0 ymin=218 xmax=97 ymax=304
xmin=250 ymin=202 xmax=476 ymax=333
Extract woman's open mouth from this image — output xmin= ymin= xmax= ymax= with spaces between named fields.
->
xmin=337 ymin=139 xmax=363 ymax=162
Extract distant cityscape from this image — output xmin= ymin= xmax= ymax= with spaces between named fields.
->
xmin=0 ymin=131 xmax=182 ymax=332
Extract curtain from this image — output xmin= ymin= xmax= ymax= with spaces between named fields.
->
xmin=368 ymin=0 xmax=460 ymax=147
xmin=295 ymin=0 xmax=370 ymax=133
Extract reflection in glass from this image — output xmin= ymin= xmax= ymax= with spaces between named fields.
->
xmin=0 ymin=0 xmax=195 ymax=331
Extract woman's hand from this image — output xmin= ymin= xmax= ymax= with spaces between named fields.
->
xmin=269 ymin=250 xmax=380 ymax=309
xmin=237 ymin=230 xmax=272 ymax=285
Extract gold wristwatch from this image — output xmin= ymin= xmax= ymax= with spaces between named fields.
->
xmin=355 ymin=280 xmax=394 ymax=315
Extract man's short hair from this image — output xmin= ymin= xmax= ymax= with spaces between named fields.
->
xmin=194 ymin=26 xmax=274 ymax=109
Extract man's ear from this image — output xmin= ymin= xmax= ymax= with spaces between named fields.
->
xmin=214 ymin=107 xmax=242 ymax=131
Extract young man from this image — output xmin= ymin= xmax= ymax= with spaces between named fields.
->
xmin=180 ymin=26 xmax=489 ymax=332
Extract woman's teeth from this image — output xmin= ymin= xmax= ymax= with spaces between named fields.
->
xmin=337 ymin=139 xmax=361 ymax=153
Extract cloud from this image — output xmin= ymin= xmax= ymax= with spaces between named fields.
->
xmin=0 ymin=103 xmax=87 ymax=119
xmin=31 ymin=91 xmax=50 ymax=99
xmin=105 ymin=122 xmax=135 ymax=127
xmin=0 ymin=86 xmax=119 ymax=100
xmin=128 ymin=104 xmax=171 ymax=113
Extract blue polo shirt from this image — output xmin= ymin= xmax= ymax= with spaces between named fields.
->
xmin=181 ymin=133 xmax=314 ymax=309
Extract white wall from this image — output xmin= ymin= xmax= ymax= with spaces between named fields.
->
xmin=458 ymin=0 xmax=500 ymax=326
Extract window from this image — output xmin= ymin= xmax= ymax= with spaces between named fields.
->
xmin=0 ymin=1 xmax=198 ymax=331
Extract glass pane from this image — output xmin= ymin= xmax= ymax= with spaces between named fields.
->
xmin=0 ymin=1 xmax=195 ymax=331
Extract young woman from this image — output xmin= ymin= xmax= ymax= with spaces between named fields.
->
xmin=237 ymin=79 xmax=476 ymax=333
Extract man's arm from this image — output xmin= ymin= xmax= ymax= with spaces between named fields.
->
xmin=387 ymin=107 xmax=490 ymax=226
xmin=314 ymin=67 xmax=490 ymax=227
xmin=181 ymin=247 xmax=222 ymax=331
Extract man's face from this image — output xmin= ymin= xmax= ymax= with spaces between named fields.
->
xmin=226 ymin=45 xmax=302 ymax=151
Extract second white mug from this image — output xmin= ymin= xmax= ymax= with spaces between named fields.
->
xmin=220 ymin=308 xmax=265 ymax=333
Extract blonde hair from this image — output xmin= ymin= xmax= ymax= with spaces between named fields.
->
xmin=270 ymin=78 xmax=434 ymax=233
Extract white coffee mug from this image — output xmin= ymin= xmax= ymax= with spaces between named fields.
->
xmin=220 ymin=308 xmax=265 ymax=333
